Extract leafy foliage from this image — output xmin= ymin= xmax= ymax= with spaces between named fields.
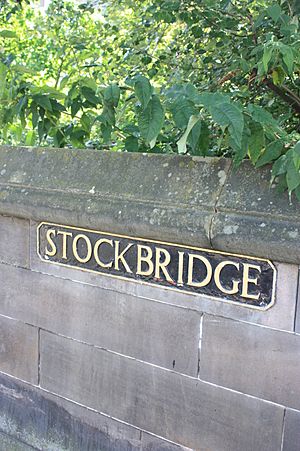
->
xmin=0 ymin=0 xmax=300 ymax=198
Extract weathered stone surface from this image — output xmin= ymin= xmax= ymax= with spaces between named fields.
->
xmin=200 ymin=315 xmax=300 ymax=409
xmin=0 ymin=215 xmax=29 ymax=268
xmin=0 ymin=432 xmax=36 ymax=451
xmin=0 ymin=147 xmax=232 ymax=249
xmin=30 ymin=237 xmax=299 ymax=333
xmin=4 ymin=186 xmax=214 ymax=249
xmin=1 ymin=145 xmax=299 ymax=451
xmin=38 ymin=392 xmax=141 ymax=445
xmin=0 ymin=373 xmax=141 ymax=451
xmin=295 ymin=271 xmax=300 ymax=334
xmin=1 ymin=146 xmax=300 ymax=264
xmin=0 ymin=315 xmax=38 ymax=384
xmin=0 ymin=264 xmax=200 ymax=376
xmin=211 ymin=161 xmax=300 ymax=264
xmin=211 ymin=212 xmax=300 ymax=264
xmin=0 ymin=146 xmax=229 ymax=208
xmin=282 ymin=409 xmax=300 ymax=451
xmin=216 ymin=160 xmax=300 ymax=218
xmin=40 ymin=331 xmax=284 ymax=451
xmin=141 ymin=434 xmax=192 ymax=451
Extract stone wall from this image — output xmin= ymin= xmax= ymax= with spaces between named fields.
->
xmin=0 ymin=145 xmax=299 ymax=450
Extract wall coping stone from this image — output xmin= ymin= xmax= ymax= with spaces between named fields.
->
xmin=0 ymin=145 xmax=299 ymax=264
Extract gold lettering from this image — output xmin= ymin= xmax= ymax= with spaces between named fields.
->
xmin=94 ymin=238 xmax=113 ymax=268
xmin=214 ymin=260 xmax=240 ymax=295
xmin=45 ymin=229 xmax=57 ymax=257
xmin=57 ymin=231 xmax=72 ymax=259
xmin=177 ymin=251 xmax=185 ymax=285
xmin=187 ymin=254 xmax=212 ymax=287
xmin=136 ymin=245 xmax=154 ymax=276
xmin=114 ymin=241 xmax=133 ymax=273
xmin=72 ymin=234 xmax=92 ymax=263
xmin=155 ymin=247 xmax=173 ymax=282
xmin=241 ymin=263 xmax=261 ymax=300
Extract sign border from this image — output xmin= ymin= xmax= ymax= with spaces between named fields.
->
xmin=37 ymin=221 xmax=277 ymax=311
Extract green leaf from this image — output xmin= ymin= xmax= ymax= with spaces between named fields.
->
xmin=133 ymin=75 xmax=153 ymax=110
xmin=294 ymin=0 xmax=300 ymax=15
xmin=71 ymin=128 xmax=86 ymax=140
xmin=239 ymin=58 xmax=249 ymax=72
xmin=81 ymin=87 xmax=100 ymax=106
xmin=272 ymin=67 xmax=286 ymax=86
xmin=80 ymin=77 xmax=98 ymax=91
xmin=262 ymin=45 xmax=273 ymax=73
xmin=138 ymin=95 xmax=165 ymax=144
xmin=80 ymin=113 xmax=92 ymax=132
xmin=0 ymin=62 xmax=8 ymax=99
xmin=248 ymin=121 xmax=265 ymax=163
xmin=71 ymin=101 xmax=81 ymax=118
xmin=276 ymin=174 xmax=288 ymax=193
xmin=100 ymin=104 xmax=116 ymax=126
xmin=125 ymin=135 xmax=139 ymax=152
xmin=231 ymin=123 xmax=250 ymax=167
xmin=53 ymin=129 xmax=65 ymax=148
xmin=149 ymin=136 xmax=158 ymax=149
xmin=38 ymin=121 xmax=45 ymax=143
xmin=33 ymin=95 xmax=53 ymax=112
xmin=16 ymin=96 xmax=28 ymax=115
xmin=267 ymin=4 xmax=282 ymax=23
xmin=188 ymin=120 xmax=210 ymax=156
xmin=30 ymin=102 xmax=39 ymax=129
xmin=69 ymin=128 xmax=86 ymax=147
xmin=104 ymin=83 xmax=120 ymax=107
xmin=281 ymin=45 xmax=294 ymax=74
xmin=185 ymin=83 xmax=202 ymax=104
xmin=67 ymin=86 xmax=79 ymax=102
xmin=50 ymin=99 xmax=66 ymax=113
xmin=60 ymin=76 xmax=69 ymax=90
xmin=101 ymin=123 xmax=112 ymax=143
xmin=210 ymin=102 xmax=244 ymax=148
xmin=286 ymin=160 xmax=300 ymax=194
xmin=13 ymin=64 xmax=35 ymax=75
xmin=122 ymin=124 xmax=140 ymax=137
xmin=0 ymin=30 xmax=17 ymax=38
xmin=247 ymin=104 xmax=282 ymax=133
xmin=256 ymin=141 xmax=283 ymax=167
xmin=177 ymin=115 xmax=200 ymax=154
xmin=198 ymin=92 xmax=230 ymax=109
xmin=31 ymin=85 xmax=66 ymax=100
xmin=25 ymin=130 xmax=36 ymax=146
xmin=293 ymin=141 xmax=300 ymax=170
xmin=170 ymin=98 xmax=198 ymax=129
xmin=271 ymin=154 xmax=289 ymax=181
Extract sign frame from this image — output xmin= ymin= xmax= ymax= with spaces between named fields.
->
xmin=37 ymin=222 xmax=277 ymax=311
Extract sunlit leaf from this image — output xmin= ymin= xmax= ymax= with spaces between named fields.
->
xmin=0 ymin=30 xmax=17 ymax=38
xmin=177 ymin=115 xmax=200 ymax=154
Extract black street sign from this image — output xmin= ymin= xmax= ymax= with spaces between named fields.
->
xmin=37 ymin=222 xmax=276 ymax=310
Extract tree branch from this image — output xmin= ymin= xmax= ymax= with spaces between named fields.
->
xmin=263 ymin=78 xmax=300 ymax=115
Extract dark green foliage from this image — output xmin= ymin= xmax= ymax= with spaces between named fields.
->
xmin=0 ymin=0 xmax=299 ymax=197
